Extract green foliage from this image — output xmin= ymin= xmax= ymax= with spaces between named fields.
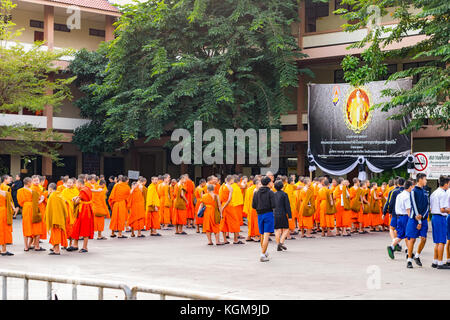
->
xmin=371 ymin=166 xmax=408 ymax=185
xmin=338 ymin=0 xmax=449 ymax=133
xmin=69 ymin=46 xmax=120 ymax=153
xmin=72 ymin=0 xmax=309 ymax=154
xmin=0 ymin=0 xmax=75 ymax=161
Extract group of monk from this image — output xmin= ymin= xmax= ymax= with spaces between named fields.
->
xmin=0 ymin=169 xmax=402 ymax=257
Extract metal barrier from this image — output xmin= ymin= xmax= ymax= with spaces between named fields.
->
xmin=0 ymin=270 xmax=238 ymax=300
xmin=0 ymin=270 xmax=132 ymax=300
xmin=130 ymin=286 xmax=235 ymax=300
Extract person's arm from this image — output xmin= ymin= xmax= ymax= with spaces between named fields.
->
xmin=222 ymin=185 xmax=232 ymax=209
xmin=410 ymin=190 xmax=422 ymax=223
xmin=252 ymin=190 xmax=258 ymax=210
xmin=284 ymin=193 xmax=292 ymax=219
xmin=383 ymin=190 xmax=393 ymax=216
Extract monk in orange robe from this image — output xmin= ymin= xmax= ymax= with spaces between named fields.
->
xmin=128 ymin=182 xmax=146 ymax=238
xmin=61 ymin=178 xmax=79 ymax=248
xmin=70 ymin=179 xmax=95 ymax=253
xmin=361 ymin=180 xmax=371 ymax=231
xmin=146 ymin=177 xmax=161 ymax=236
xmin=173 ymin=176 xmax=188 ymax=235
xmin=194 ymin=179 xmax=206 ymax=233
xmin=108 ymin=176 xmax=130 ymax=238
xmin=45 ymin=183 xmax=68 ymax=255
xmin=91 ymin=179 xmax=109 ymax=240
xmin=184 ymin=175 xmax=195 ymax=228
xmin=220 ymin=176 xmax=241 ymax=244
xmin=333 ymin=178 xmax=352 ymax=236
xmin=239 ymin=176 xmax=248 ymax=220
xmin=369 ymin=182 xmax=382 ymax=231
xmin=243 ymin=178 xmax=260 ymax=242
xmin=57 ymin=176 xmax=69 ymax=192
xmin=197 ymin=184 xmax=223 ymax=245
xmin=31 ymin=175 xmax=47 ymax=248
xmin=0 ymin=175 xmax=14 ymax=256
xmin=283 ymin=177 xmax=298 ymax=239
xmin=349 ymin=178 xmax=364 ymax=234
xmin=299 ymin=178 xmax=315 ymax=238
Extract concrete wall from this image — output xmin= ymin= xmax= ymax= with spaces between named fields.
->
xmin=12 ymin=7 xmax=106 ymax=51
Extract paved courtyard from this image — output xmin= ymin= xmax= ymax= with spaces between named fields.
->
xmin=1 ymin=218 xmax=449 ymax=300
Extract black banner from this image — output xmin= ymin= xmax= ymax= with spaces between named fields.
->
xmin=308 ymin=79 xmax=412 ymax=159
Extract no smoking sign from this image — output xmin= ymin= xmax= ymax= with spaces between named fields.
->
xmin=414 ymin=153 xmax=428 ymax=172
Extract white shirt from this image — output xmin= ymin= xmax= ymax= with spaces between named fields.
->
xmin=395 ymin=190 xmax=411 ymax=216
xmin=447 ymin=189 xmax=450 ymax=209
xmin=430 ymin=188 xmax=448 ymax=216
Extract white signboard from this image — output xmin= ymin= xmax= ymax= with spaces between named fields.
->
xmin=128 ymin=170 xmax=140 ymax=180
xmin=412 ymin=152 xmax=450 ymax=180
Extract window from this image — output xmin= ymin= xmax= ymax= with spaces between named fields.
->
xmin=89 ymin=28 xmax=105 ymax=38
xmin=54 ymin=23 xmax=70 ymax=32
xmin=305 ymin=0 xmax=330 ymax=33
xmin=403 ymin=61 xmax=432 ymax=84
xmin=30 ymin=20 xmax=71 ymax=32
xmin=34 ymin=31 xmax=44 ymax=42
xmin=30 ymin=19 xmax=44 ymax=28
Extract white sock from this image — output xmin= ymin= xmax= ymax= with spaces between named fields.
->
xmin=407 ymin=258 xmax=413 ymax=262
xmin=433 ymin=259 xmax=438 ymax=265
xmin=415 ymin=253 xmax=420 ymax=259
xmin=438 ymin=260 xmax=444 ymax=266
xmin=390 ymin=245 xmax=395 ymax=250
xmin=261 ymin=253 xmax=266 ymax=258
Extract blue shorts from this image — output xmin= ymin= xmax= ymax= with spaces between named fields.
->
xmin=257 ymin=212 xmax=274 ymax=234
xmin=432 ymin=215 xmax=447 ymax=244
xmin=447 ymin=216 xmax=450 ymax=241
xmin=396 ymin=215 xmax=408 ymax=239
xmin=390 ymin=215 xmax=398 ymax=229
xmin=406 ymin=218 xmax=428 ymax=239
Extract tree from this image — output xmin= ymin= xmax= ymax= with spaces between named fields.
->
xmin=71 ymin=0 xmax=311 ymax=157
xmin=69 ymin=45 xmax=119 ymax=153
xmin=0 ymin=0 xmax=75 ymax=160
xmin=336 ymin=0 xmax=449 ymax=133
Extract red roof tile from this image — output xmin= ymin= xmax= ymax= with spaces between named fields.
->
xmin=48 ymin=0 xmax=119 ymax=13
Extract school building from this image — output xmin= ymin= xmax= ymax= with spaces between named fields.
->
xmin=0 ymin=0 xmax=449 ymax=181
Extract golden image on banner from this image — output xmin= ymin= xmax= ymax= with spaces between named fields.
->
xmin=344 ymin=88 xmax=372 ymax=133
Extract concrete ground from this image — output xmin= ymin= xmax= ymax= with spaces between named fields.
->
xmin=1 ymin=218 xmax=449 ymax=300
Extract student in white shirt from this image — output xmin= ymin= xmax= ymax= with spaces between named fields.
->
xmin=430 ymin=176 xmax=450 ymax=269
xmin=387 ymin=180 xmax=413 ymax=260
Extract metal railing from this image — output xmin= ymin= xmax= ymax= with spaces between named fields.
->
xmin=0 ymin=270 xmax=238 ymax=300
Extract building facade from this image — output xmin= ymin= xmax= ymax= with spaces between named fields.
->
xmin=0 ymin=0 xmax=448 ymax=182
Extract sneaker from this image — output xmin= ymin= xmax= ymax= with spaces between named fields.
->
xmin=414 ymin=257 xmax=422 ymax=267
xmin=277 ymin=244 xmax=283 ymax=251
xmin=395 ymin=244 xmax=402 ymax=252
xmin=265 ymin=252 xmax=269 ymax=258
xmin=431 ymin=263 xmax=437 ymax=268
xmin=407 ymin=261 xmax=413 ymax=269
xmin=437 ymin=264 xmax=450 ymax=270
xmin=280 ymin=244 xmax=287 ymax=250
xmin=387 ymin=246 xmax=395 ymax=259
xmin=260 ymin=255 xmax=270 ymax=262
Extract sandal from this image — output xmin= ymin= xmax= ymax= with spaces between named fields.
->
xmin=207 ymin=243 xmax=214 ymax=246
xmin=223 ymin=241 xmax=230 ymax=245
xmin=179 ymin=232 xmax=187 ymax=235
xmin=49 ymin=252 xmax=60 ymax=255
xmin=110 ymin=234 xmax=117 ymax=238
xmin=35 ymin=248 xmax=46 ymax=252
xmin=79 ymin=249 xmax=88 ymax=253
xmin=138 ymin=235 xmax=146 ymax=238
xmin=118 ymin=235 xmax=128 ymax=239
xmin=233 ymin=241 xmax=244 ymax=245
xmin=216 ymin=243 xmax=224 ymax=246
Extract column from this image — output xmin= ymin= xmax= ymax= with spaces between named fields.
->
xmin=297 ymin=75 xmax=305 ymax=131
xmin=105 ymin=15 xmax=115 ymax=42
xmin=42 ymin=5 xmax=55 ymax=177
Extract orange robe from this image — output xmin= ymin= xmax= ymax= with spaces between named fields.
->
xmin=219 ymin=185 xmax=240 ymax=233
xmin=185 ymin=179 xmax=195 ymax=220
xmin=61 ymin=187 xmax=79 ymax=239
xmin=31 ymin=185 xmax=47 ymax=239
xmin=172 ymin=184 xmax=187 ymax=225
xmin=231 ymin=183 xmax=244 ymax=227
xmin=194 ymin=186 xmax=204 ymax=226
xmin=71 ymin=187 xmax=95 ymax=240
xmin=108 ymin=182 xmax=130 ymax=232
xmin=45 ymin=191 xmax=68 ymax=248
xmin=0 ymin=187 xmax=13 ymax=245
xmin=283 ymin=184 xmax=297 ymax=230
xmin=201 ymin=193 xmax=220 ymax=234
xmin=92 ymin=188 xmax=110 ymax=232
xmin=127 ymin=187 xmax=146 ymax=231
xmin=349 ymin=186 xmax=362 ymax=223
xmin=146 ymin=183 xmax=161 ymax=230
xmin=243 ymin=185 xmax=259 ymax=237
